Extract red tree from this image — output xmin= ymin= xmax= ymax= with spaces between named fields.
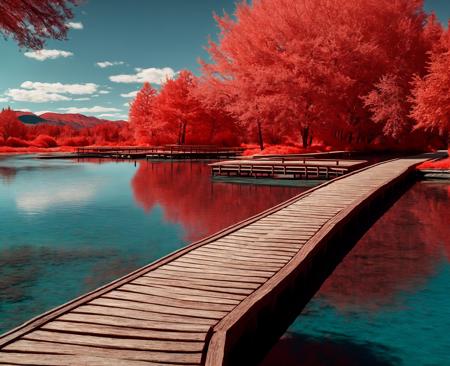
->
xmin=154 ymin=70 xmax=203 ymax=145
xmin=201 ymin=0 xmax=439 ymax=150
xmin=411 ymin=29 xmax=450 ymax=148
xmin=0 ymin=108 xmax=26 ymax=140
xmin=0 ymin=0 xmax=79 ymax=49
xmin=129 ymin=82 xmax=158 ymax=144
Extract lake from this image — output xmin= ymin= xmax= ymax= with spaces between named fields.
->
xmin=261 ymin=180 xmax=450 ymax=366
xmin=0 ymin=154 xmax=305 ymax=334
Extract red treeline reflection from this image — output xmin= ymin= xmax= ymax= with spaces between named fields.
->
xmin=319 ymin=181 xmax=450 ymax=311
xmin=131 ymin=161 xmax=302 ymax=242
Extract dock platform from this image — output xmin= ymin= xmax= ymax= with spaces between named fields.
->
xmin=0 ymin=154 xmax=442 ymax=366
xmin=210 ymin=159 xmax=367 ymax=179
xmin=68 ymin=145 xmax=245 ymax=160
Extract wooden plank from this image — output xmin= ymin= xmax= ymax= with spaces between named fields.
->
xmin=88 ymin=298 xmax=220 ymax=323
xmin=209 ymin=241 xmax=301 ymax=254
xmin=141 ymin=273 xmax=259 ymax=290
xmin=150 ymin=268 xmax=267 ymax=284
xmin=58 ymin=312 xmax=211 ymax=332
xmin=120 ymin=284 xmax=240 ymax=305
xmin=3 ymin=340 xmax=202 ymax=364
xmin=99 ymin=293 xmax=228 ymax=319
xmin=0 ymin=352 xmax=164 ymax=366
xmin=106 ymin=289 xmax=235 ymax=312
xmin=197 ymin=247 xmax=292 ymax=261
xmin=42 ymin=320 xmax=207 ymax=341
xmin=216 ymin=238 xmax=302 ymax=251
xmin=179 ymin=254 xmax=284 ymax=271
xmin=166 ymin=262 xmax=275 ymax=277
xmin=202 ymin=243 xmax=298 ymax=258
xmin=24 ymin=330 xmax=204 ymax=352
xmin=193 ymin=248 xmax=289 ymax=265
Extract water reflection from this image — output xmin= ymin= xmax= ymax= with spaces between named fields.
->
xmin=261 ymin=181 xmax=450 ymax=366
xmin=261 ymin=333 xmax=399 ymax=366
xmin=131 ymin=161 xmax=303 ymax=241
xmin=320 ymin=181 xmax=450 ymax=312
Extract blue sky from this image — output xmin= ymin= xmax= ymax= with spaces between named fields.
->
xmin=0 ymin=0 xmax=448 ymax=120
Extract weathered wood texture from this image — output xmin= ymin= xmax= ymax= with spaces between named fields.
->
xmin=0 ymin=155 xmax=439 ymax=365
xmin=209 ymin=159 xmax=367 ymax=179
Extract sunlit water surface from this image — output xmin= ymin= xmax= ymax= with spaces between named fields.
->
xmin=0 ymin=154 xmax=306 ymax=334
xmin=261 ymin=181 xmax=450 ymax=366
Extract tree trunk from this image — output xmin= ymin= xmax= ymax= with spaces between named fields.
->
xmin=257 ymin=121 xmax=264 ymax=150
xmin=301 ymin=126 xmax=310 ymax=149
xmin=178 ymin=121 xmax=187 ymax=145
xmin=181 ymin=121 xmax=187 ymax=145
xmin=447 ymin=129 xmax=450 ymax=151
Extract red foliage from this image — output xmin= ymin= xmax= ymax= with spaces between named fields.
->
xmin=0 ymin=0 xmax=79 ymax=49
xmin=411 ymin=30 xmax=450 ymax=146
xmin=198 ymin=0 xmax=444 ymax=151
xmin=31 ymin=134 xmax=58 ymax=148
xmin=129 ymin=82 xmax=158 ymax=144
xmin=417 ymin=156 xmax=450 ymax=170
xmin=0 ymin=108 xmax=26 ymax=140
xmin=5 ymin=137 xmax=30 ymax=147
xmin=0 ymin=109 xmax=135 ymax=151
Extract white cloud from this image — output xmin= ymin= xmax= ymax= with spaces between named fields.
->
xmin=0 ymin=97 xmax=9 ymax=102
xmin=99 ymin=90 xmax=110 ymax=94
xmin=74 ymin=97 xmax=91 ymax=101
xmin=24 ymin=49 xmax=73 ymax=61
xmin=123 ymin=102 xmax=130 ymax=107
xmin=6 ymin=89 xmax=70 ymax=103
xmin=120 ymin=90 xmax=138 ymax=98
xmin=98 ymin=113 xmax=128 ymax=119
xmin=109 ymin=67 xmax=176 ymax=84
xmin=66 ymin=22 xmax=83 ymax=30
xmin=17 ymin=108 xmax=31 ymax=112
xmin=21 ymin=81 xmax=98 ymax=95
xmin=5 ymin=81 xmax=99 ymax=103
xmin=96 ymin=61 xmax=124 ymax=68
xmin=57 ymin=106 xmax=121 ymax=114
xmin=35 ymin=111 xmax=51 ymax=115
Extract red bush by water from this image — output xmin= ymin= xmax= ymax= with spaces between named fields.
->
xmin=31 ymin=134 xmax=58 ymax=148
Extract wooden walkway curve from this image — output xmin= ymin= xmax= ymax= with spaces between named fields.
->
xmin=0 ymin=155 xmax=439 ymax=366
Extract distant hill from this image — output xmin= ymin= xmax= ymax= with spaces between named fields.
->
xmin=15 ymin=111 xmax=127 ymax=129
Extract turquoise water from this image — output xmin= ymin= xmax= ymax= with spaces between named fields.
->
xmin=261 ymin=181 xmax=450 ymax=366
xmin=0 ymin=154 xmax=303 ymax=334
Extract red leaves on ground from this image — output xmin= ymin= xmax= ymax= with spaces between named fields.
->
xmin=417 ymin=157 xmax=450 ymax=170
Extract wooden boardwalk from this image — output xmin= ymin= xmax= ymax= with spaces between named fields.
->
xmin=70 ymin=145 xmax=244 ymax=160
xmin=0 ymin=155 xmax=438 ymax=365
xmin=210 ymin=158 xmax=367 ymax=179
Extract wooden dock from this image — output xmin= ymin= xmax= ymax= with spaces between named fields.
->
xmin=210 ymin=158 xmax=367 ymax=179
xmin=0 ymin=154 xmax=440 ymax=366
xmin=146 ymin=145 xmax=244 ymax=160
xmin=70 ymin=145 xmax=244 ymax=160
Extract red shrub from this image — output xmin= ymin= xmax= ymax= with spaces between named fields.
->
xmin=57 ymin=136 xmax=90 ymax=146
xmin=5 ymin=137 xmax=30 ymax=147
xmin=31 ymin=134 xmax=58 ymax=148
